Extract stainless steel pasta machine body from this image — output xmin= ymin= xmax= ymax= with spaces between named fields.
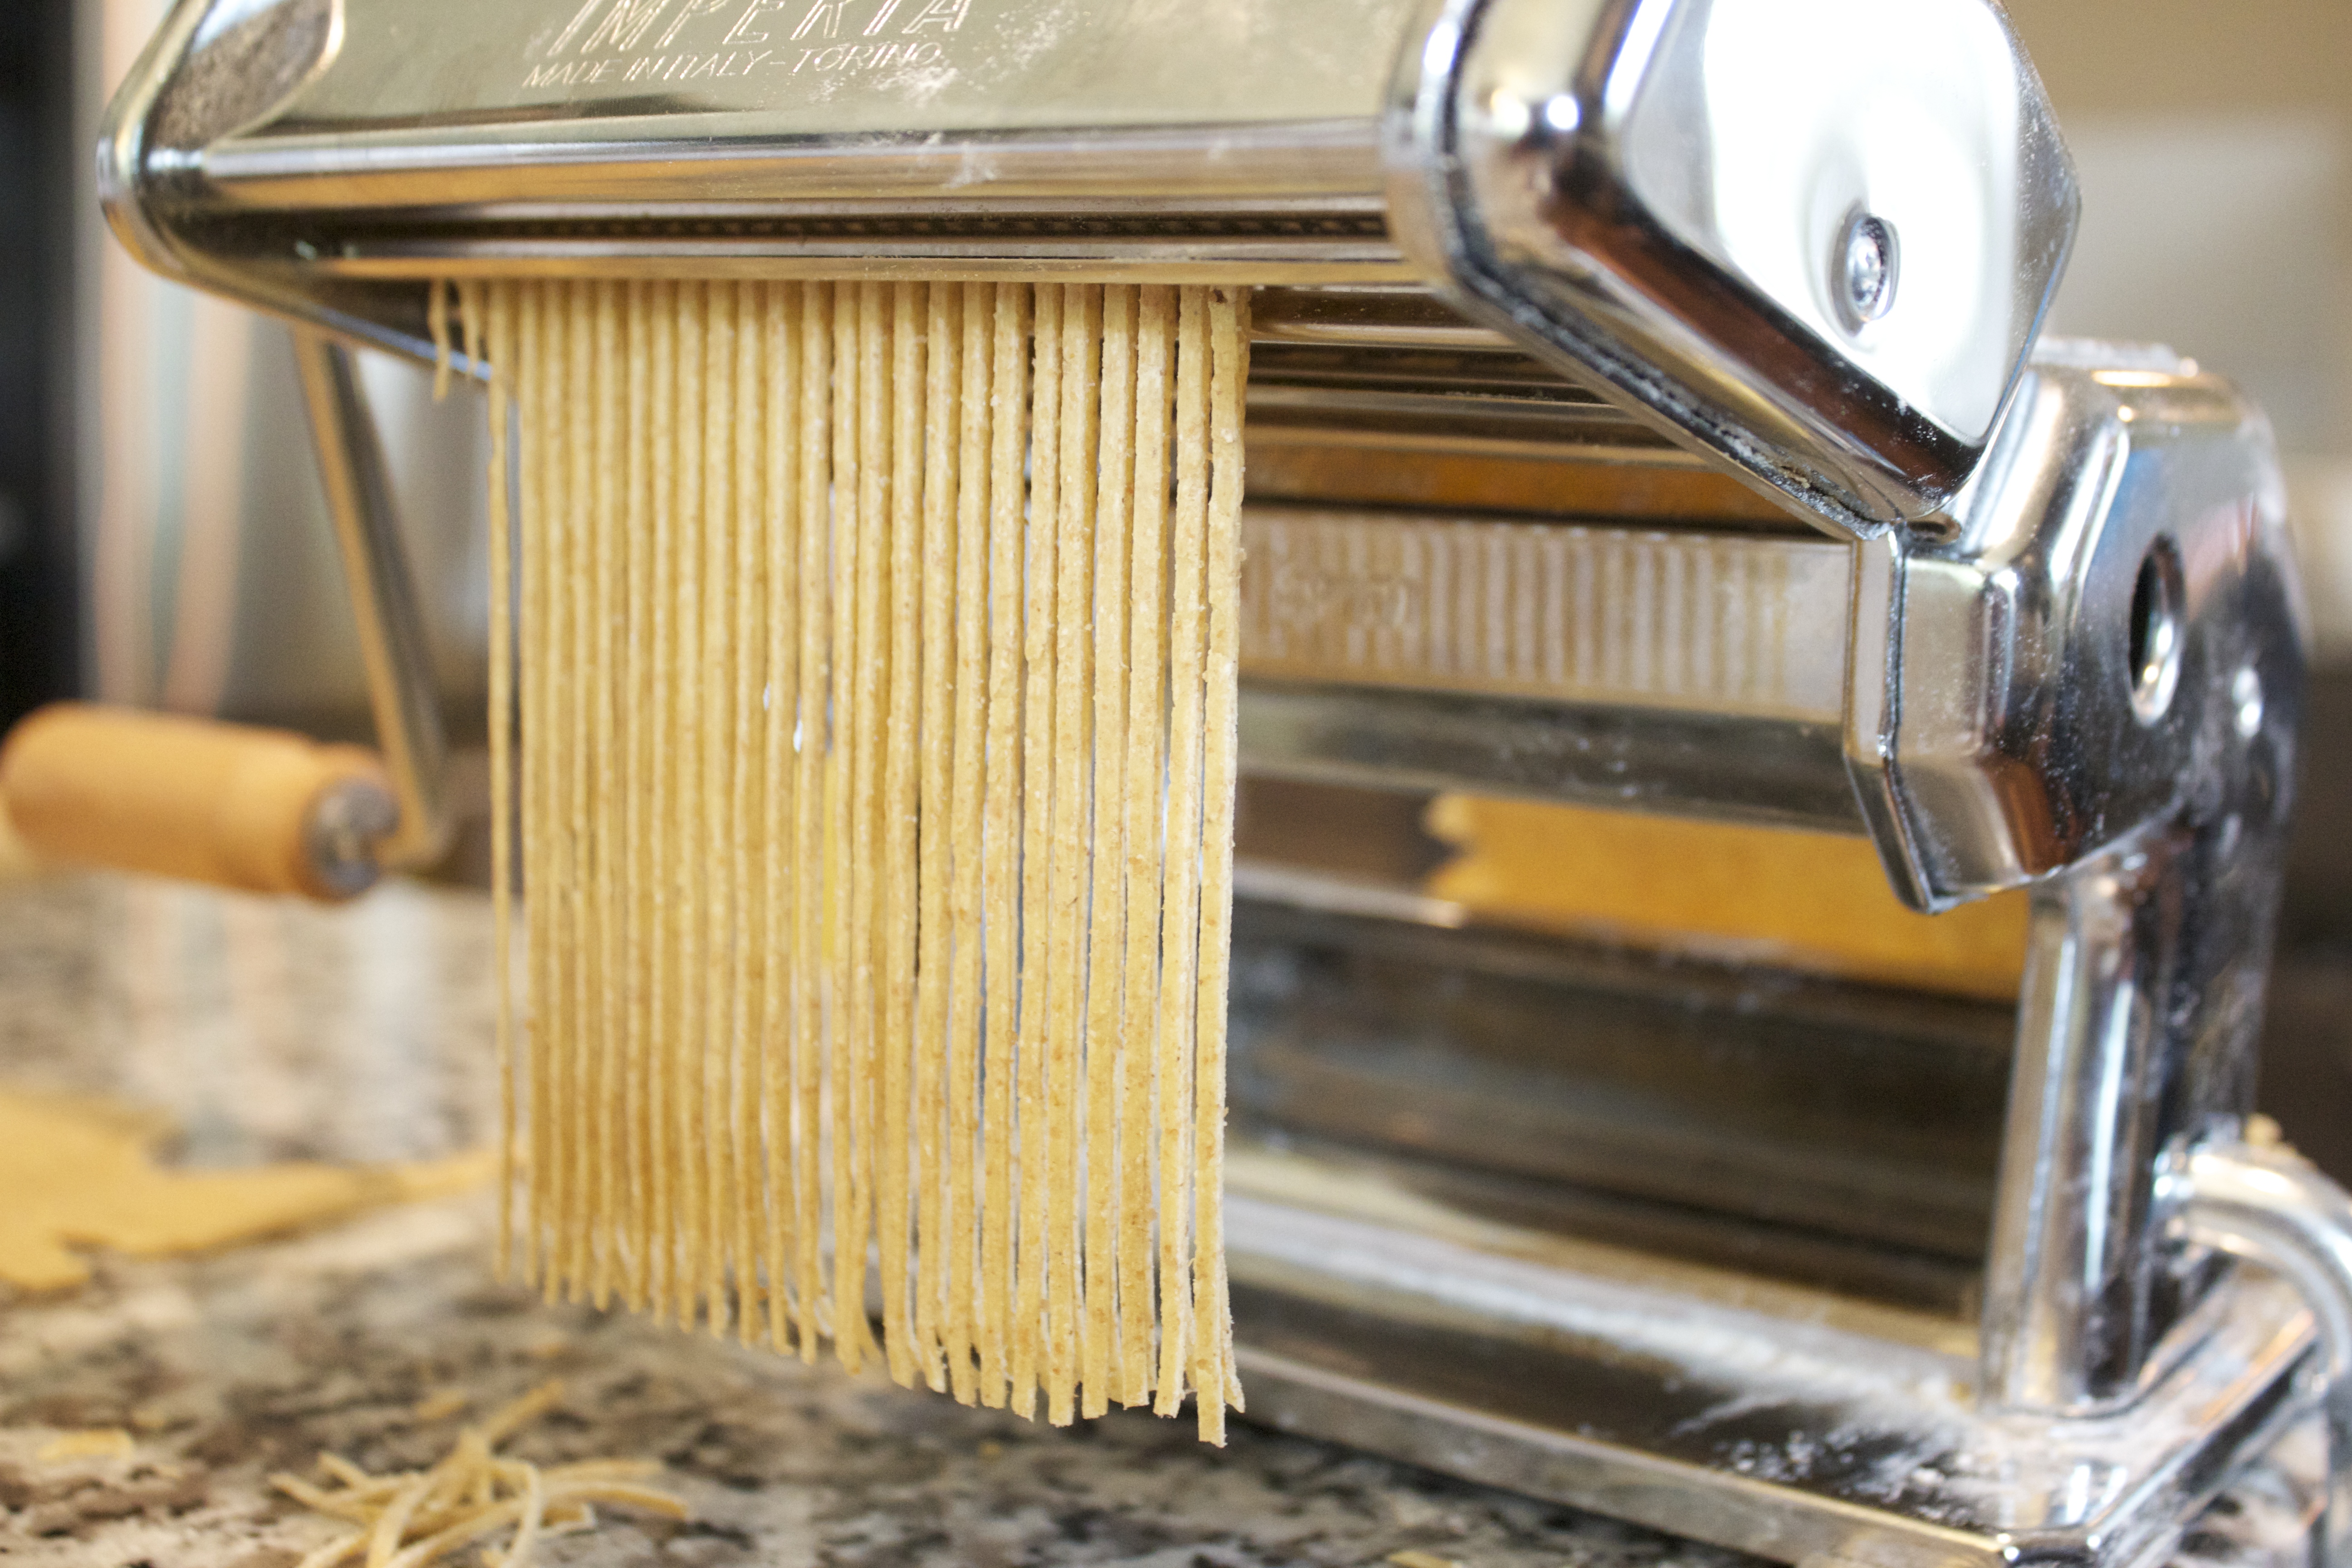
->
xmin=98 ymin=0 xmax=2352 ymax=1563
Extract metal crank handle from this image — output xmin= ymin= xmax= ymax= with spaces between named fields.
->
xmin=2164 ymin=1139 xmax=2352 ymax=1568
xmin=290 ymin=328 xmax=451 ymax=877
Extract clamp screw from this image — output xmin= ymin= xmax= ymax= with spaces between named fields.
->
xmin=2233 ymin=664 xmax=2266 ymax=741
xmin=1837 ymin=211 xmax=1900 ymax=330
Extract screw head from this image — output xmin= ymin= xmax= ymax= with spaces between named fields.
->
xmin=1837 ymin=211 xmax=1900 ymax=330
xmin=2233 ymin=664 xmax=2266 ymax=740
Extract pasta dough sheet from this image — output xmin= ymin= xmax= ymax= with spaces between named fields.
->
xmin=453 ymin=280 xmax=1249 ymax=1441
xmin=1426 ymin=795 xmax=2031 ymax=1000
xmin=0 ymin=1088 xmax=492 ymax=1294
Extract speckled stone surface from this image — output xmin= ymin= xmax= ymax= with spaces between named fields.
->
xmin=0 ymin=873 xmax=2316 ymax=1567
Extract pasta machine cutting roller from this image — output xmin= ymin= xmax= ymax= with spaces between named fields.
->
xmin=84 ymin=0 xmax=2352 ymax=1563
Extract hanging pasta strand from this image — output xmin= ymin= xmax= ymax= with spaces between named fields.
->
xmin=621 ymin=279 xmax=655 ymax=1316
xmin=911 ymin=280 xmax=961 ymax=1395
xmin=1117 ymin=286 xmax=1176 ymax=1408
xmin=1193 ymin=286 xmax=1252 ymax=1443
xmin=1082 ymin=284 xmax=1135 ymax=1421
xmin=942 ymin=284 xmax=995 ymax=1408
xmin=454 ymin=279 xmax=1248 ymax=1438
xmin=976 ymin=283 xmax=1027 ymax=1410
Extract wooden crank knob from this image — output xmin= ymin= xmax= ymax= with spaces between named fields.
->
xmin=0 ymin=703 xmax=398 ymax=901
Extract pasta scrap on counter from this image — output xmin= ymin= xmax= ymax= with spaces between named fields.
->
xmin=0 ymin=1087 xmax=493 ymax=1294
xmin=271 ymin=1380 xmax=687 ymax=1568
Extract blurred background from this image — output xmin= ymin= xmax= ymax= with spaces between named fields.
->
xmin=0 ymin=2 xmax=2347 ymax=1157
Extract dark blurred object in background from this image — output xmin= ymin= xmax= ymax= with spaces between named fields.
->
xmin=0 ymin=0 xmax=77 ymax=733
xmin=2262 ymin=670 xmax=2352 ymax=1181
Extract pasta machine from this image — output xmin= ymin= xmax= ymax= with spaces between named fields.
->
xmin=95 ymin=0 xmax=2352 ymax=1563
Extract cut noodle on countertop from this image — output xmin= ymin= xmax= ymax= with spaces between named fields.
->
xmin=450 ymin=279 xmax=1248 ymax=1440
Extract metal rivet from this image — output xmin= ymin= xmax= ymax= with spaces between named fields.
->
xmin=2232 ymin=664 xmax=2265 ymax=740
xmin=1836 ymin=210 xmax=1900 ymax=331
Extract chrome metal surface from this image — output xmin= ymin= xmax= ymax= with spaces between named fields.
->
xmin=234 ymin=0 xmax=1418 ymax=141
xmin=1949 ymin=359 xmax=2302 ymax=1427
xmin=1225 ymin=1137 xmax=2323 ymax=1568
xmin=1238 ymin=683 xmax=1860 ymax=832
xmin=98 ymin=0 xmax=1424 ymax=360
xmin=1244 ymin=381 xmax=1686 ymax=465
xmin=1252 ymin=284 xmax=1519 ymax=350
xmin=1231 ymin=505 xmax=1862 ymax=828
xmin=103 ymin=0 xmax=2078 ymax=523
xmin=2172 ymin=1147 xmax=2352 ymax=1382
xmin=1851 ymin=355 xmax=2305 ymax=911
xmin=1982 ymin=851 xmax=2234 ymax=1416
xmin=1382 ymin=0 xmax=2078 ymax=536
xmin=2167 ymin=1142 xmax=2352 ymax=1568
xmin=1229 ymin=340 xmax=2312 ymax=1563
xmin=100 ymin=0 xmax=452 ymax=366
xmin=1236 ymin=348 xmax=2300 ymax=853
xmin=1240 ymin=319 xmax=1710 ymax=463
xmin=1838 ymin=211 xmax=1901 ymax=331
xmin=1230 ymin=893 xmax=2007 ymax=1301
xmin=1238 ymin=507 xmax=1851 ymax=720
xmin=291 ymin=328 xmax=450 ymax=871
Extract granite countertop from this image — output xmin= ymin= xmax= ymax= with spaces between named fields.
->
xmin=0 ymin=871 xmax=1756 ymax=1568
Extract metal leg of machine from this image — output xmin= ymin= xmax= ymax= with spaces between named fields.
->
xmin=289 ymin=328 xmax=451 ymax=874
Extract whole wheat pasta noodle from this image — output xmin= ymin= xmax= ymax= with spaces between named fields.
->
xmin=820 ymin=282 xmax=856 ymax=1366
xmin=757 ymin=279 xmax=802 ymax=1354
xmin=1117 ymin=284 xmax=1175 ymax=1407
xmin=514 ymin=280 xmax=550 ymax=1293
xmin=551 ymin=282 xmax=581 ymax=1298
xmin=1192 ymin=286 xmax=1251 ymax=1442
xmin=699 ymin=280 xmax=737 ymax=1334
xmin=622 ymin=279 xmax=654 ymax=1313
xmin=558 ymin=281 xmax=591 ymax=1299
xmin=429 ymin=279 xmax=453 ymax=400
xmin=1152 ymin=285 xmax=1213 ymax=1416
xmin=730 ymin=278 xmax=766 ymax=1346
xmin=879 ymin=279 xmax=924 ymax=1390
xmin=473 ymin=281 xmax=518 ymax=1282
xmin=590 ymin=280 xmax=625 ymax=1310
xmin=1082 ymin=284 xmax=1134 ymax=1420
xmin=843 ymin=280 xmax=890 ymax=1373
xmin=459 ymin=278 xmax=1248 ymax=1437
xmin=943 ymin=283 xmax=994 ymax=1406
xmin=1010 ymin=282 xmax=1062 ymax=1419
xmin=1077 ymin=282 xmax=1133 ymax=1420
xmin=645 ymin=281 xmax=680 ymax=1321
xmin=671 ymin=282 xmax=708 ymax=1332
xmin=790 ymin=281 xmax=828 ymax=1362
xmin=1044 ymin=283 xmax=1100 ymax=1426
xmin=977 ymin=282 xmax=1028 ymax=1409
xmin=827 ymin=279 xmax=870 ymax=1372
xmin=911 ymin=280 xmax=960 ymax=1392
